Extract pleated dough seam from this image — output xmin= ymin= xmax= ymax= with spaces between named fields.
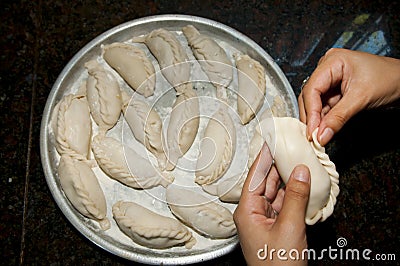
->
xmin=56 ymin=94 xmax=88 ymax=162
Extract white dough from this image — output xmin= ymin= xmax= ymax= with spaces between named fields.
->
xmin=85 ymin=60 xmax=122 ymax=133
xmin=51 ymin=92 xmax=92 ymax=162
xmin=165 ymin=88 xmax=200 ymax=170
xmin=182 ymin=25 xmax=233 ymax=96
xmin=132 ymin=28 xmax=192 ymax=94
xmin=166 ymin=187 xmax=237 ymax=238
xmin=257 ymin=117 xmax=339 ymax=225
xmin=91 ymin=135 xmax=174 ymax=189
xmin=234 ymin=54 xmax=266 ymax=124
xmin=122 ymin=93 xmax=166 ymax=169
xmin=112 ymin=201 xmax=196 ymax=249
xmin=195 ymin=105 xmax=236 ymax=185
xmin=58 ymin=155 xmax=110 ymax=230
xmin=102 ymin=42 xmax=155 ymax=97
xmin=202 ymin=173 xmax=246 ymax=203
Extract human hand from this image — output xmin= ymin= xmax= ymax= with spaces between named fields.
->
xmin=298 ymin=48 xmax=400 ymax=146
xmin=233 ymin=143 xmax=311 ymax=266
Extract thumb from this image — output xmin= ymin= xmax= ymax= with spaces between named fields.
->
xmin=318 ymin=94 xmax=363 ymax=146
xmin=277 ymin=164 xmax=311 ymax=226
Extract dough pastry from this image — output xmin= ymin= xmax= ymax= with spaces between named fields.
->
xmin=271 ymin=95 xmax=287 ymax=117
xmin=91 ymin=135 xmax=174 ymax=189
xmin=132 ymin=28 xmax=191 ymax=94
xmin=234 ymin=54 xmax=266 ymax=124
xmin=112 ymin=201 xmax=196 ymax=249
xmin=166 ymin=187 xmax=237 ymax=238
xmin=122 ymin=93 xmax=166 ymax=169
xmin=102 ymin=42 xmax=155 ymax=97
xmin=257 ymin=117 xmax=339 ymax=225
xmin=182 ymin=25 xmax=233 ymax=96
xmin=202 ymin=173 xmax=246 ymax=203
xmin=51 ymin=93 xmax=92 ymax=162
xmin=195 ymin=105 xmax=236 ymax=185
xmin=165 ymin=88 xmax=200 ymax=170
xmin=85 ymin=60 xmax=122 ymax=133
xmin=58 ymin=155 xmax=110 ymax=230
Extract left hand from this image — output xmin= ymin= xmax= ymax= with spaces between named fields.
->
xmin=233 ymin=143 xmax=311 ymax=266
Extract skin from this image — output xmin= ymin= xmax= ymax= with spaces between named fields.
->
xmin=298 ymin=48 xmax=400 ymax=146
xmin=234 ymin=143 xmax=311 ymax=266
xmin=235 ymin=48 xmax=400 ymax=265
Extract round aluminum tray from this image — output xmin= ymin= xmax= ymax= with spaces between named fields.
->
xmin=40 ymin=14 xmax=299 ymax=265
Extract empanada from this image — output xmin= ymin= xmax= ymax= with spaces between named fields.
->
xmin=51 ymin=93 xmax=92 ymax=162
xmin=102 ymin=42 xmax=155 ymax=97
xmin=91 ymin=135 xmax=174 ymax=189
xmin=182 ymin=25 xmax=233 ymax=96
xmin=112 ymin=201 xmax=196 ymax=249
xmin=234 ymin=54 xmax=266 ymax=124
xmin=132 ymin=28 xmax=191 ymax=94
xmin=122 ymin=93 xmax=166 ymax=169
xmin=257 ymin=117 xmax=339 ymax=225
xmin=195 ymin=105 xmax=236 ymax=185
xmin=202 ymin=173 xmax=245 ymax=203
xmin=166 ymin=187 xmax=237 ymax=239
xmin=85 ymin=60 xmax=122 ymax=133
xmin=165 ymin=88 xmax=199 ymax=170
xmin=58 ymin=155 xmax=110 ymax=230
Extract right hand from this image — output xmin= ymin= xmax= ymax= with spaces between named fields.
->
xmin=234 ymin=143 xmax=310 ymax=266
xmin=298 ymin=48 xmax=400 ymax=146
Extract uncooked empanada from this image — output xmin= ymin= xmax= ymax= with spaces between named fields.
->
xmin=182 ymin=25 xmax=233 ymax=96
xmin=271 ymin=95 xmax=287 ymax=117
xmin=132 ymin=28 xmax=191 ymax=94
xmin=257 ymin=117 xmax=339 ymax=225
xmin=202 ymin=173 xmax=245 ymax=203
xmin=234 ymin=54 xmax=266 ymax=124
xmin=112 ymin=201 xmax=196 ymax=249
xmin=122 ymin=93 xmax=166 ymax=169
xmin=102 ymin=42 xmax=155 ymax=97
xmin=85 ymin=60 xmax=122 ymax=133
xmin=58 ymin=155 xmax=110 ymax=230
xmin=91 ymin=135 xmax=174 ymax=189
xmin=51 ymin=93 xmax=91 ymax=162
xmin=195 ymin=105 xmax=236 ymax=185
xmin=165 ymin=88 xmax=199 ymax=170
xmin=166 ymin=187 xmax=237 ymax=238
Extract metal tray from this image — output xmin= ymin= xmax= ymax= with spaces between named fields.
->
xmin=40 ymin=14 xmax=299 ymax=265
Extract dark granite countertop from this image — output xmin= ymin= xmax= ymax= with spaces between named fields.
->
xmin=1 ymin=1 xmax=399 ymax=265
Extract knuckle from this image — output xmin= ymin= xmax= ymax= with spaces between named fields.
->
xmin=233 ymin=208 xmax=241 ymax=224
xmin=285 ymin=181 xmax=309 ymax=201
xmin=325 ymin=47 xmax=339 ymax=56
xmin=327 ymin=111 xmax=348 ymax=130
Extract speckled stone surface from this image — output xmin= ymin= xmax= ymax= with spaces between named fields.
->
xmin=1 ymin=1 xmax=399 ymax=265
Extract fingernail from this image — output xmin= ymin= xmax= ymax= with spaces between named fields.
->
xmin=294 ymin=167 xmax=310 ymax=183
xmin=319 ymin=127 xmax=334 ymax=146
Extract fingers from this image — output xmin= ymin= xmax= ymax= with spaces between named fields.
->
xmin=235 ymin=142 xmax=275 ymax=224
xmin=298 ymin=81 xmax=322 ymax=140
xmin=264 ymin=166 xmax=281 ymax=202
xmin=246 ymin=142 xmax=274 ymax=194
xmin=317 ymin=90 xmax=364 ymax=145
xmin=276 ymin=164 xmax=311 ymax=226
xmin=299 ymin=48 xmax=346 ymax=140
xmin=271 ymin=188 xmax=285 ymax=214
